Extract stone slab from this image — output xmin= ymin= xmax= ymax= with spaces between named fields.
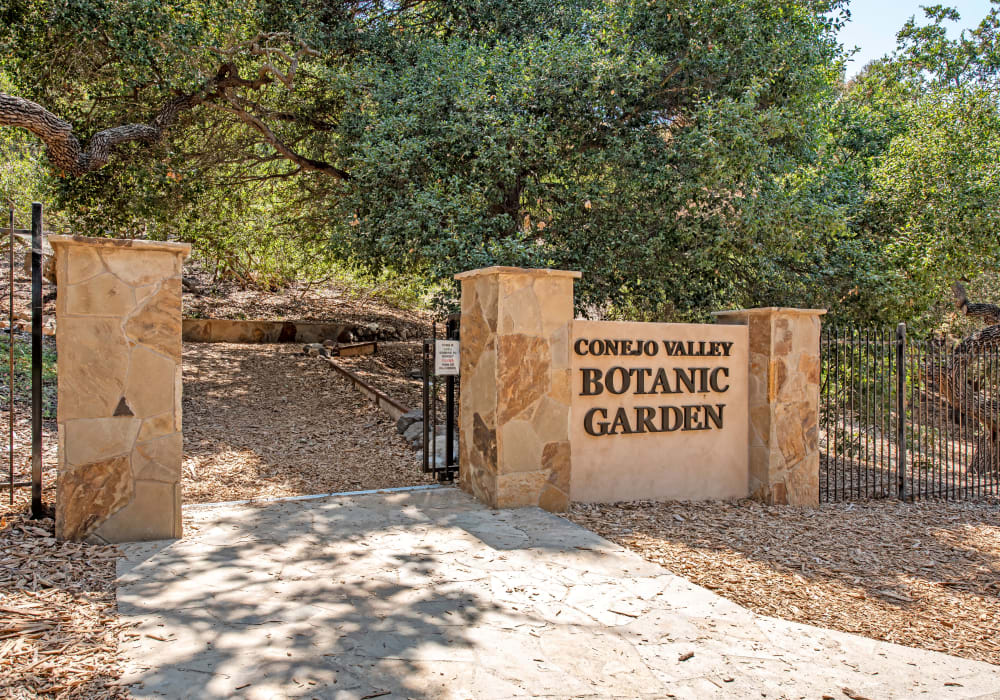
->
xmin=49 ymin=235 xmax=192 ymax=257
xmin=118 ymin=488 xmax=999 ymax=699
xmin=455 ymin=266 xmax=582 ymax=281
xmin=182 ymin=319 xmax=351 ymax=344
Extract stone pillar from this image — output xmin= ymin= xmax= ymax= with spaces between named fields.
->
xmin=50 ymin=236 xmax=191 ymax=542
xmin=455 ymin=267 xmax=579 ymax=512
xmin=713 ymin=307 xmax=825 ymax=506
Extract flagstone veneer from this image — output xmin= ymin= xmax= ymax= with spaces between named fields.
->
xmin=455 ymin=267 xmax=579 ymax=512
xmin=50 ymin=236 xmax=191 ymax=542
xmin=713 ymin=307 xmax=825 ymax=506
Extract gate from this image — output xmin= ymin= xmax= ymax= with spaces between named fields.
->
xmin=821 ymin=324 xmax=1000 ymax=502
xmin=2 ymin=203 xmax=48 ymax=517
xmin=420 ymin=314 xmax=459 ymax=482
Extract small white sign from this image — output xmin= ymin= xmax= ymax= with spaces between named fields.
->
xmin=434 ymin=340 xmax=460 ymax=376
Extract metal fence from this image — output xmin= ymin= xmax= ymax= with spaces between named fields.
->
xmin=420 ymin=315 xmax=459 ymax=482
xmin=821 ymin=324 xmax=1000 ymax=502
xmin=2 ymin=204 xmax=47 ymax=516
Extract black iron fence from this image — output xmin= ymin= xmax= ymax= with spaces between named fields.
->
xmin=821 ymin=324 xmax=1000 ymax=502
xmin=420 ymin=314 xmax=459 ymax=482
xmin=2 ymin=204 xmax=47 ymax=517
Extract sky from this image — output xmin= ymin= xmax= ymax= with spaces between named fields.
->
xmin=839 ymin=0 xmax=993 ymax=76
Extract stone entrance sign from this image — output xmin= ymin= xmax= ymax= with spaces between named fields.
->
xmin=50 ymin=235 xmax=190 ymax=542
xmin=570 ymin=321 xmax=748 ymax=502
xmin=456 ymin=266 xmax=825 ymax=511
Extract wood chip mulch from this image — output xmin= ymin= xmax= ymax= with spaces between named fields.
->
xmin=182 ymin=342 xmax=434 ymax=504
xmin=566 ymin=498 xmax=1000 ymax=666
xmin=1 ymin=412 xmax=58 ymax=518
xmin=0 ymin=514 xmax=128 ymax=699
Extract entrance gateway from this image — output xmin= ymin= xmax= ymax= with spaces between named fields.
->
xmin=455 ymin=266 xmax=824 ymax=511
xmin=46 ymin=251 xmax=820 ymax=544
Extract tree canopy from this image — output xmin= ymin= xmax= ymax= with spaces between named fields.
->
xmin=792 ymin=2 xmax=1000 ymax=329
xmin=1 ymin=0 xmax=997 ymax=327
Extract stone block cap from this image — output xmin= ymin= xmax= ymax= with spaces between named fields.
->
xmin=455 ymin=266 xmax=582 ymax=281
xmin=712 ymin=307 xmax=827 ymax=319
xmin=49 ymin=235 xmax=192 ymax=259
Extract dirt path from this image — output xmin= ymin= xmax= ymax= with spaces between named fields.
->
xmin=182 ymin=343 xmax=434 ymax=504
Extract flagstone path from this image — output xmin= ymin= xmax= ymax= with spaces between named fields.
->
xmin=117 ymin=487 xmax=1000 ymax=699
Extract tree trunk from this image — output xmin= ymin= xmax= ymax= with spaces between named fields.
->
xmin=928 ymin=285 xmax=1000 ymax=475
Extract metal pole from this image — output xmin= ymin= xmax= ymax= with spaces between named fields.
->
xmin=431 ymin=321 xmax=437 ymax=478
xmin=444 ymin=317 xmax=457 ymax=478
xmin=422 ymin=340 xmax=430 ymax=474
xmin=896 ymin=323 xmax=907 ymax=501
xmin=30 ymin=202 xmax=42 ymax=518
xmin=7 ymin=209 xmax=12 ymax=506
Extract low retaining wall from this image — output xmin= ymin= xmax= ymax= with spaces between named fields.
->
xmin=182 ymin=319 xmax=350 ymax=344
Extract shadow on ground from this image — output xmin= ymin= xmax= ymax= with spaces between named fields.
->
xmin=118 ymin=489 xmax=1000 ymax=700
xmin=118 ymin=489 xmax=617 ymax=699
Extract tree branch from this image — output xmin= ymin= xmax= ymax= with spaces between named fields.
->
xmin=0 ymin=35 xmax=349 ymax=180
xmin=953 ymin=282 xmax=1000 ymax=324
xmin=208 ymin=100 xmax=351 ymax=180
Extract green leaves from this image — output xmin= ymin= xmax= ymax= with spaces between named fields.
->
xmin=325 ymin=0 xmax=847 ymax=317
xmin=796 ymin=3 xmax=1000 ymax=330
xmin=0 ymin=0 xmax=868 ymax=321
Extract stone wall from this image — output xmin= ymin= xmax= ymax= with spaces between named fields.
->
xmin=714 ymin=308 xmax=825 ymax=506
xmin=50 ymin=236 xmax=191 ymax=542
xmin=455 ymin=267 xmax=578 ymax=512
xmin=182 ymin=319 xmax=350 ymax=344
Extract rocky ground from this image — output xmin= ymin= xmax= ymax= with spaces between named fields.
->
xmin=566 ymin=498 xmax=1000 ymax=667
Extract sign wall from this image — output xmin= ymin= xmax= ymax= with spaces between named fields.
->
xmin=570 ymin=320 xmax=749 ymax=502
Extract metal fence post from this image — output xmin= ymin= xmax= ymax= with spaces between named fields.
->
xmin=6 ymin=209 xmax=12 ymax=507
xmin=421 ymin=339 xmax=430 ymax=474
xmin=896 ymin=322 xmax=907 ymax=501
xmin=444 ymin=315 xmax=458 ymax=474
xmin=30 ymin=202 xmax=43 ymax=518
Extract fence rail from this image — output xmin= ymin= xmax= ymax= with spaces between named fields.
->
xmin=821 ymin=324 xmax=1000 ymax=502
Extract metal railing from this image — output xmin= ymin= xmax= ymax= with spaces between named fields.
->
xmin=2 ymin=203 xmax=46 ymax=517
xmin=821 ymin=324 xmax=1000 ymax=502
xmin=420 ymin=315 xmax=459 ymax=482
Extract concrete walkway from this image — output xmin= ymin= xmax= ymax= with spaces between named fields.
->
xmin=117 ymin=487 xmax=1000 ymax=699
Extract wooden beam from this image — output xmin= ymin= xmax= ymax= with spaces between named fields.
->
xmin=322 ymin=357 xmax=409 ymax=421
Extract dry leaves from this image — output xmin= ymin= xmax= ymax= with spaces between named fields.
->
xmin=182 ymin=342 xmax=435 ymax=504
xmin=566 ymin=498 xmax=1000 ymax=666
xmin=0 ymin=515 xmax=128 ymax=699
